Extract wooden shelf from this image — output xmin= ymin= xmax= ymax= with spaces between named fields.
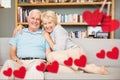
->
xmin=17 ymin=22 xmax=102 ymax=26
xmin=60 ymin=22 xmax=88 ymax=25
xmin=17 ymin=22 xmax=28 ymax=25
xmin=18 ymin=2 xmax=112 ymax=7
xmin=17 ymin=22 xmax=88 ymax=25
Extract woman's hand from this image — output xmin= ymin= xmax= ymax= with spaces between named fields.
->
xmin=43 ymin=31 xmax=54 ymax=49
xmin=13 ymin=25 xmax=24 ymax=37
xmin=43 ymin=31 xmax=51 ymax=40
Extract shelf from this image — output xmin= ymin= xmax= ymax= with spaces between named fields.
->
xmin=17 ymin=22 xmax=101 ymax=26
xmin=60 ymin=22 xmax=88 ymax=25
xmin=18 ymin=22 xmax=88 ymax=25
xmin=17 ymin=22 xmax=28 ymax=25
xmin=18 ymin=2 xmax=112 ymax=7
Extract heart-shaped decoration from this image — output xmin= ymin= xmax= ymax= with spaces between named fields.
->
xmin=74 ymin=55 xmax=87 ymax=67
xmin=46 ymin=61 xmax=59 ymax=73
xmin=107 ymin=47 xmax=119 ymax=60
xmin=36 ymin=62 xmax=46 ymax=72
xmin=83 ymin=9 xmax=103 ymax=27
xmin=13 ymin=66 xmax=26 ymax=79
xmin=64 ymin=57 xmax=73 ymax=66
xmin=101 ymin=14 xmax=120 ymax=32
xmin=96 ymin=49 xmax=105 ymax=59
xmin=3 ymin=68 xmax=12 ymax=77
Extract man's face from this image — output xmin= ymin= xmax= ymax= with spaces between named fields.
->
xmin=28 ymin=12 xmax=41 ymax=31
xmin=42 ymin=19 xmax=56 ymax=33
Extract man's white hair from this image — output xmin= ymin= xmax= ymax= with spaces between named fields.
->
xmin=29 ymin=9 xmax=41 ymax=16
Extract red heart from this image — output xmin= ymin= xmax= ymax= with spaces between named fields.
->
xmin=64 ymin=57 xmax=73 ymax=66
xmin=101 ymin=14 xmax=120 ymax=32
xmin=36 ymin=62 xmax=45 ymax=72
xmin=107 ymin=47 xmax=119 ymax=60
xmin=74 ymin=55 xmax=87 ymax=67
xmin=13 ymin=66 xmax=26 ymax=79
xmin=83 ymin=9 xmax=103 ymax=27
xmin=3 ymin=68 xmax=12 ymax=77
xmin=96 ymin=49 xmax=105 ymax=59
xmin=46 ymin=61 xmax=59 ymax=73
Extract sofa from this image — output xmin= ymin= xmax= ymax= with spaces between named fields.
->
xmin=0 ymin=38 xmax=120 ymax=80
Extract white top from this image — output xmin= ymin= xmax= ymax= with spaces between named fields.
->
xmin=50 ymin=24 xmax=78 ymax=51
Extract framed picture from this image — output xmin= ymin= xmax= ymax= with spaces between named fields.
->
xmin=96 ymin=32 xmax=109 ymax=39
xmin=87 ymin=26 xmax=102 ymax=38
xmin=0 ymin=0 xmax=11 ymax=8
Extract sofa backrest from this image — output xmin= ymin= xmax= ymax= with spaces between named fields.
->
xmin=72 ymin=38 xmax=120 ymax=67
xmin=0 ymin=38 xmax=10 ymax=66
xmin=0 ymin=38 xmax=120 ymax=67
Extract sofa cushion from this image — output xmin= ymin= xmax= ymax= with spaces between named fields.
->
xmin=71 ymin=38 xmax=120 ymax=67
xmin=44 ymin=67 xmax=120 ymax=80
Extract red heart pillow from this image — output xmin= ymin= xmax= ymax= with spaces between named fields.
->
xmin=3 ymin=68 xmax=12 ymax=77
xmin=64 ymin=57 xmax=73 ymax=66
xmin=107 ymin=47 xmax=119 ymax=60
xmin=13 ymin=66 xmax=26 ymax=79
xmin=83 ymin=9 xmax=103 ymax=27
xmin=36 ymin=62 xmax=46 ymax=72
xmin=96 ymin=49 xmax=105 ymax=59
xmin=74 ymin=55 xmax=87 ymax=67
xmin=46 ymin=61 xmax=59 ymax=73
xmin=101 ymin=14 xmax=120 ymax=32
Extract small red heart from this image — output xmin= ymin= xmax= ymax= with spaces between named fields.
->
xmin=96 ymin=49 xmax=105 ymax=59
xmin=13 ymin=66 xmax=26 ymax=79
xmin=3 ymin=68 xmax=12 ymax=77
xmin=36 ymin=62 xmax=45 ymax=72
xmin=83 ymin=9 xmax=103 ymax=27
xmin=107 ymin=47 xmax=119 ymax=60
xmin=74 ymin=55 xmax=87 ymax=67
xmin=64 ymin=57 xmax=73 ymax=66
xmin=46 ymin=61 xmax=59 ymax=73
xmin=101 ymin=14 xmax=120 ymax=32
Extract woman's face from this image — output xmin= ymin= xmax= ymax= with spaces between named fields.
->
xmin=42 ymin=19 xmax=56 ymax=33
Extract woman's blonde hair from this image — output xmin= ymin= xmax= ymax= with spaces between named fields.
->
xmin=41 ymin=10 xmax=58 ymax=25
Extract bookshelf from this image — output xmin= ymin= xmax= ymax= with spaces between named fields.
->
xmin=15 ymin=0 xmax=114 ymax=39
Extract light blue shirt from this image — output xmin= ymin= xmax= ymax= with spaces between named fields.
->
xmin=9 ymin=28 xmax=50 ymax=59
xmin=50 ymin=25 xmax=77 ymax=51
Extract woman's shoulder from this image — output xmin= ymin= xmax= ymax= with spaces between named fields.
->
xmin=55 ymin=25 xmax=67 ymax=32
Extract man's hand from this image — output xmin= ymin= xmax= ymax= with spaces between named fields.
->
xmin=15 ymin=58 xmax=23 ymax=65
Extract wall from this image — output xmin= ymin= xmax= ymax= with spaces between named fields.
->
xmin=0 ymin=0 xmax=120 ymax=38
xmin=114 ymin=0 xmax=120 ymax=39
xmin=0 ymin=0 xmax=15 ymax=37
